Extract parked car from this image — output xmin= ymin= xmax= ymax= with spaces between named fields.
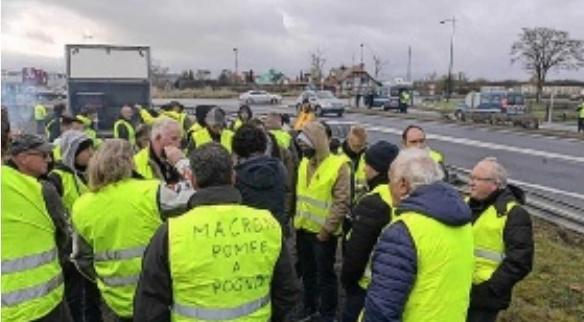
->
xmin=239 ymin=90 xmax=281 ymax=104
xmin=295 ymin=90 xmax=346 ymax=117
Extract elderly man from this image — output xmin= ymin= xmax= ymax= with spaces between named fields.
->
xmin=134 ymin=118 xmax=188 ymax=185
xmin=2 ymin=134 xmax=72 ymax=321
xmin=466 ymin=157 xmax=534 ymax=322
xmin=364 ymin=148 xmax=474 ymax=322
xmin=114 ymin=104 xmax=137 ymax=146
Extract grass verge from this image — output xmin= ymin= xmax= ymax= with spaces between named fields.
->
xmin=499 ymin=218 xmax=584 ymax=321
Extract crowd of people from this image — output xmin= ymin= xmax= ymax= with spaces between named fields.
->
xmin=1 ymin=100 xmax=534 ymax=322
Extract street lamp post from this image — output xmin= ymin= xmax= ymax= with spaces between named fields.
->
xmin=233 ymin=47 xmax=239 ymax=77
xmin=440 ymin=16 xmax=456 ymax=102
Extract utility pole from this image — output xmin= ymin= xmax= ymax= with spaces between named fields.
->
xmin=233 ymin=47 xmax=239 ymax=76
xmin=360 ymin=43 xmax=364 ymax=68
xmin=440 ymin=16 xmax=456 ymax=102
xmin=407 ymin=45 xmax=412 ymax=82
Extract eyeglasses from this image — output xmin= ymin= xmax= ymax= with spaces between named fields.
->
xmin=25 ymin=151 xmax=51 ymax=160
xmin=469 ymin=175 xmax=495 ymax=183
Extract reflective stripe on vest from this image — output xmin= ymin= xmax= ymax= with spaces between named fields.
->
xmin=1 ymin=166 xmax=64 ymax=320
xmin=169 ymin=204 xmax=281 ymax=322
xmin=2 ymin=274 xmax=63 ymax=307
xmin=472 ymin=201 xmax=517 ymax=284
xmin=174 ymin=294 xmax=270 ymax=320
xmin=72 ymin=179 xmax=161 ymax=317
xmin=394 ymin=211 xmax=474 ymax=321
xmin=114 ymin=119 xmax=136 ymax=145
xmin=192 ymin=128 xmax=233 ymax=153
xmin=2 ymin=248 xmax=58 ymax=274
xmin=294 ymin=155 xmax=347 ymax=234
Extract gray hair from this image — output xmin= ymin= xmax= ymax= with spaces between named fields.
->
xmin=88 ymin=139 xmax=133 ymax=192
xmin=390 ymin=148 xmax=444 ymax=191
xmin=189 ymin=143 xmax=233 ymax=188
xmin=150 ymin=117 xmax=180 ymax=140
xmin=480 ymin=157 xmax=508 ymax=189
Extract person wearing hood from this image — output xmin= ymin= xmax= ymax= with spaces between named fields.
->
xmin=47 ymin=130 xmax=103 ymax=322
xmin=232 ymin=104 xmax=252 ymax=131
xmin=232 ymin=124 xmax=288 ymax=235
xmin=341 ymin=140 xmax=399 ymax=322
xmin=363 ymin=148 xmax=474 ymax=322
xmin=190 ymin=107 xmax=234 ymax=153
xmin=48 ymin=130 xmax=93 ymax=212
xmin=466 ymin=157 xmax=533 ymax=322
xmin=293 ymin=121 xmax=351 ymax=322
xmin=339 ymin=125 xmax=368 ymax=201
xmin=113 ymin=104 xmax=137 ymax=146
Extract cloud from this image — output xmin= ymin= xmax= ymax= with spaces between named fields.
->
xmin=2 ymin=0 xmax=583 ymax=80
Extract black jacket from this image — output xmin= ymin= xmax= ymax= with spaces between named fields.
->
xmin=468 ymin=185 xmax=534 ymax=310
xmin=341 ymin=176 xmax=392 ymax=294
xmin=133 ymin=185 xmax=299 ymax=322
xmin=235 ymin=155 xmax=288 ymax=231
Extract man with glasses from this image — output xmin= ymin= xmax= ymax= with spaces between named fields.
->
xmin=466 ymin=157 xmax=534 ymax=322
xmin=2 ymin=134 xmax=72 ymax=321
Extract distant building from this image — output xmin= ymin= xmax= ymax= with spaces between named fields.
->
xmin=324 ymin=64 xmax=381 ymax=96
xmin=255 ymin=69 xmax=289 ymax=85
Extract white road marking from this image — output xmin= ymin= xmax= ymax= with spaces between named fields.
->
xmin=364 ymin=125 xmax=584 ymax=164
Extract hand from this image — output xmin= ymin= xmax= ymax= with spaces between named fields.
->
xmin=163 ymin=146 xmax=185 ymax=166
xmin=316 ymin=228 xmax=330 ymax=242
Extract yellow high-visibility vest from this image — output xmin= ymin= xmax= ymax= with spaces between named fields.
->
xmin=72 ymin=179 xmax=161 ymax=318
xmin=1 ymin=166 xmax=64 ymax=321
xmin=169 ymin=204 xmax=282 ymax=321
xmin=472 ymin=201 xmax=517 ymax=284
xmin=294 ymin=155 xmax=347 ymax=234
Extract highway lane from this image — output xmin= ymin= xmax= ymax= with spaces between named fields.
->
xmin=155 ymin=98 xmax=584 ymax=209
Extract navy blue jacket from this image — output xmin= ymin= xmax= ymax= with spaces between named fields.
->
xmin=364 ymin=182 xmax=472 ymax=322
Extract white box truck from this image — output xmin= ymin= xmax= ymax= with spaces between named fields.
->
xmin=66 ymin=44 xmax=151 ymax=130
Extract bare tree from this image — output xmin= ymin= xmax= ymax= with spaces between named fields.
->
xmin=372 ymin=55 xmax=389 ymax=79
xmin=310 ymin=49 xmax=326 ymax=84
xmin=511 ymin=27 xmax=584 ymax=103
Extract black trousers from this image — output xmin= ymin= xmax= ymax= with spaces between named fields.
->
xmin=578 ymin=117 xmax=584 ymax=133
xmin=342 ymin=286 xmax=366 ymax=322
xmin=296 ymin=230 xmax=338 ymax=322
xmin=467 ymin=308 xmax=499 ymax=322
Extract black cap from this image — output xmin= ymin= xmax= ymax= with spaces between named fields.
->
xmin=9 ymin=134 xmax=53 ymax=155
xmin=364 ymin=141 xmax=399 ymax=175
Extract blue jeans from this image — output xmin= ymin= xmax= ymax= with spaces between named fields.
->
xmin=296 ymin=230 xmax=338 ymax=322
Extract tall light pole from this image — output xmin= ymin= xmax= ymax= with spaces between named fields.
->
xmin=360 ymin=43 xmax=364 ymax=68
xmin=233 ymin=47 xmax=239 ymax=76
xmin=440 ymin=16 xmax=456 ymax=102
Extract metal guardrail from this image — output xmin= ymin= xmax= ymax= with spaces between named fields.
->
xmin=446 ymin=165 xmax=584 ymax=234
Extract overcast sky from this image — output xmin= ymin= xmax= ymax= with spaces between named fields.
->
xmin=2 ymin=0 xmax=584 ymax=81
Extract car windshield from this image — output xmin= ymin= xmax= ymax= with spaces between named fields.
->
xmin=480 ymin=93 xmax=503 ymax=104
xmin=316 ymin=91 xmax=335 ymax=99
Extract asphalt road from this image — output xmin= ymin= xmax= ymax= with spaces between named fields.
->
xmin=154 ymin=98 xmax=584 ymax=210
